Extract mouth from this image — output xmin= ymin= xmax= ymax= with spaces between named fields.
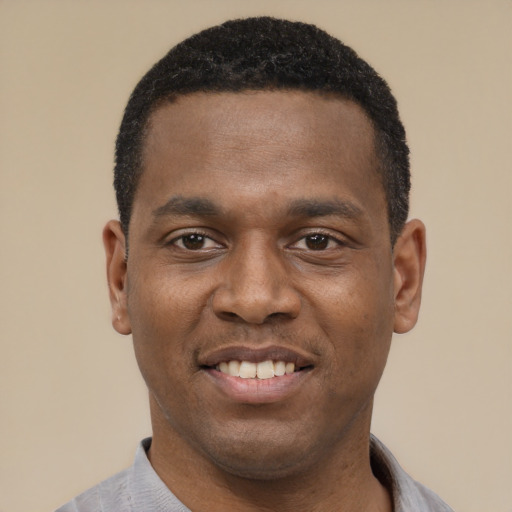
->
xmin=199 ymin=345 xmax=315 ymax=401
xmin=211 ymin=359 xmax=310 ymax=380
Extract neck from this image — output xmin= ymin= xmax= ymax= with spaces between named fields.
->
xmin=148 ymin=402 xmax=392 ymax=512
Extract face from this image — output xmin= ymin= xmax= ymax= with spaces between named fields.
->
xmin=105 ymin=91 xmax=425 ymax=480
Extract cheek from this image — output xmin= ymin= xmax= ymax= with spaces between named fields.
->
xmin=126 ymin=264 xmax=222 ymax=392
xmin=305 ymin=263 xmax=394 ymax=382
xmin=126 ymin=277 xmax=190 ymax=382
xmin=128 ymin=264 xmax=205 ymax=336
xmin=306 ymin=260 xmax=394 ymax=330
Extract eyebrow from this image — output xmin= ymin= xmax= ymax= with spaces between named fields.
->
xmin=152 ymin=195 xmax=221 ymax=219
xmin=287 ymin=198 xmax=363 ymax=219
xmin=151 ymin=195 xmax=363 ymax=222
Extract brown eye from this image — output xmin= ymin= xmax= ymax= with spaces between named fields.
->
xmin=305 ymin=234 xmax=330 ymax=250
xmin=180 ymin=234 xmax=206 ymax=250
xmin=172 ymin=233 xmax=222 ymax=251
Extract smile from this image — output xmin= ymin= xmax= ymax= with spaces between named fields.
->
xmin=216 ymin=360 xmax=296 ymax=379
xmin=199 ymin=345 xmax=315 ymax=404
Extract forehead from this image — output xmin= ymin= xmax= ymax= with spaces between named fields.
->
xmin=134 ymin=90 xmax=385 ymax=226
xmin=143 ymin=90 xmax=376 ymax=165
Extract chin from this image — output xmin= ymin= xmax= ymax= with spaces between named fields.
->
xmin=197 ymin=427 xmax=321 ymax=481
xmin=212 ymin=450 xmax=312 ymax=481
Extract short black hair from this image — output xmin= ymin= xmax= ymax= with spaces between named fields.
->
xmin=114 ymin=17 xmax=410 ymax=243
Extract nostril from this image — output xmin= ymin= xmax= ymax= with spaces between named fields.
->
xmin=267 ymin=312 xmax=290 ymax=321
xmin=218 ymin=311 xmax=239 ymax=320
xmin=212 ymin=282 xmax=301 ymax=324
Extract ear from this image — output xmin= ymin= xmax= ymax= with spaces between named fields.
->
xmin=393 ymin=219 xmax=427 ymax=334
xmin=103 ymin=220 xmax=132 ymax=335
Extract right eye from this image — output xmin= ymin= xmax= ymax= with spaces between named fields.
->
xmin=171 ymin=233 xmax=222 ymax=251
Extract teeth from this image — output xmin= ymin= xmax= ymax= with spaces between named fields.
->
xmin=239 ymin=361 xmax=257 ymax=379
xmin=256 ymin=360 xmax=274 ymax=380
xmin=217 ymin=360 xmax=296 ymax=379
xmin=274 ymin=360 xmax=286 ymax=376
xmin=228 ymin=360 xmax=240 ymax=377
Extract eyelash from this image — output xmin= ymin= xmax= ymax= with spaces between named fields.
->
xmin=168 ymin=229 xmax=345 ymax=252
xmin=169 ymin=231 xmax=222 ymax=250
xmin=291 ymin=232 xmax=343 ymax=251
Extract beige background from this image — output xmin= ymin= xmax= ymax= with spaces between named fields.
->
xmin=1 ymin=1 xmax=511 ymax=511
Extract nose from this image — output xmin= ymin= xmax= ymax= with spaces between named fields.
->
xmin=212 ymin=240 xmax=301 ymax=324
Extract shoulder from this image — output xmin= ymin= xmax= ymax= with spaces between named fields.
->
xmin=408 ymin=479 xmax=455 ymax=512
xmin=370 ymin=435 xmax=455 ymax=512
xmin=54 ymin=467 xmax=132 ymax=512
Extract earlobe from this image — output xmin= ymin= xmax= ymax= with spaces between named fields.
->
xmin=393 ymin=219 xmax=427 ymax=334
xmin=103 ymin=220 xmax=132 ymax=335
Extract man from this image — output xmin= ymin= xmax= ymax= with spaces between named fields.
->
xmin=57 ymin=17 xmax=453 ymax=512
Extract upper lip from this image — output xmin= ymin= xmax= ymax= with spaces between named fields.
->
xmin=199 ymin=345 xmax=316 ymax=369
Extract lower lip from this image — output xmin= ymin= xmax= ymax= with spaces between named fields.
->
xmin=203 ymin=368 xmax=311 ymax=404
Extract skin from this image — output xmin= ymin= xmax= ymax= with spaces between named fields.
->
xmin=104 ymin=91 xmax=426 ymax=512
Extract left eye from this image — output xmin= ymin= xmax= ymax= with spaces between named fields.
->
xmin=173 ymin=233 xmax=220 ymax=250
xmin=294 ymin=234 xmax=340 ymax=251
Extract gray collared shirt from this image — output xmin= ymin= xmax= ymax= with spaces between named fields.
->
xmin=56 ymin=436 xmax=454 ymax=511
